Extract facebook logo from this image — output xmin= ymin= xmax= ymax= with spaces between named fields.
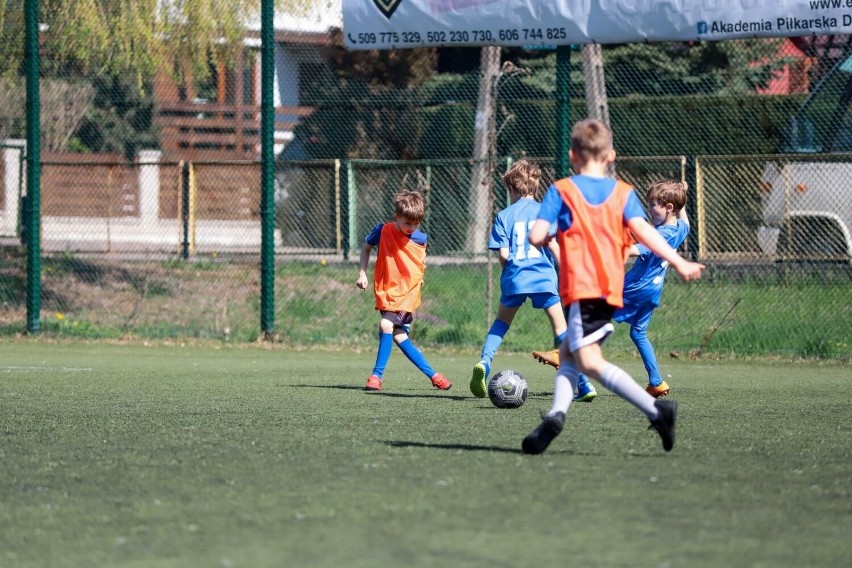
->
xmin=697 ymin=21 xmax=708 ymax=34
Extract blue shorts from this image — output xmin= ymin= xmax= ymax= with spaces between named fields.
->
xmin=614 ymin=302 xmax=655 ymax=331
xmin=501 ymin=291 xmax=561 ymax=310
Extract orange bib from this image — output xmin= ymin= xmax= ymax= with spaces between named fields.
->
xmin=554 ymin=178 xmax=633 ymax=308
xmin=373 ymin=223 xmax=427 ymax=312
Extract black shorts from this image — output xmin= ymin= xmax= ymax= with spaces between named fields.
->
xmin=380 ymin=310 xmax=414 ymax=328
xmin=563 ymin=299 xmax=616 ymax=352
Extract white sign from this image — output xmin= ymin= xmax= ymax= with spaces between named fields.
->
xmin=343 ymin=0 xmax=852 ymax=50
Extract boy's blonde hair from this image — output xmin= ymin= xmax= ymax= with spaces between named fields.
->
xmin=502 ymin=159 xmax=541 ymax=198
xmin=570 ymin=118 xmax=614 ymax=162
xmin=393 ymin=190 xmax=426 ymax=223
xmin=647 ymin=179 xmax=687 ymax=213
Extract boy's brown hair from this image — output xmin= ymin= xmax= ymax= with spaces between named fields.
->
xmin=393 ymin=190 xmax=426 ymax=223
xmin=502 ymin=158 xmax=542 ymax=198
xmin=570 ymin=118 xmax=614 ymax=162
xmin=647 ymin=179 xmax=687 ymax=213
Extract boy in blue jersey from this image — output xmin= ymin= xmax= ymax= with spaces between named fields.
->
xmin=470 ymin=159 xmax=597 ymax=402
xmin=614 ymin=179 xmax=690 ymax=398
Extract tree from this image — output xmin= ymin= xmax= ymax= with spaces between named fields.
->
xmin=1 ymin=0 xmax=328 ymax=85
xmin=515 ymin=39 xmax=794 ymax=98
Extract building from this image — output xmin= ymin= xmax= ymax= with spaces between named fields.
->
xmin=153 ymin=3 xmax=342 ymax=161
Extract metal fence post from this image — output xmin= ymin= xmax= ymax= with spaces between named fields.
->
xmin=555 ymin=45 xmax=571 ymax=179
xmin=260 ymin=0 xmax=275 ymax=339
xmin=346 ymin=160 xmax=357 ymax=260
xmin=24 ymin=0 xmax=41 ymax=333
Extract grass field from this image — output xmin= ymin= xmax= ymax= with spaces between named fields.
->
xmin=2 ymin=256 xmax=849 ymax=360
xmin=0 ymin=341 xmax=849 ymax=567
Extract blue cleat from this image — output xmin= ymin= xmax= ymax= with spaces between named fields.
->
xmin=574 ymin=379 xmax=597 ymax=402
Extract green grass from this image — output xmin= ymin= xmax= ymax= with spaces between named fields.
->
xmin=0 ymin=341 xmax=849 ymax=567
xmin=1 ymin=255 xmax=850 ymax=358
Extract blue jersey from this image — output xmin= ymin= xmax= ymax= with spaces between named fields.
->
xmin=537 ymin=175 xmax=646 ymax=231
xmin=622 ymin=219 xmax=690 ymax=308
xmin=489 ymin=198 xmax=558 ymax=296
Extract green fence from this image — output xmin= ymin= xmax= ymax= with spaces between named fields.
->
xmin=0 ymin=2 xmax=849 ymax=359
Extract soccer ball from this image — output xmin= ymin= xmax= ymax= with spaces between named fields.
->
xmin=487 ymin=370 xmax=528 ymax=409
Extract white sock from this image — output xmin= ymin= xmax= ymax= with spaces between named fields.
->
xmin=548 ymin=363 xmax=580 ymax=416
xmin=598 ymin=363 xmax=658 ymax=419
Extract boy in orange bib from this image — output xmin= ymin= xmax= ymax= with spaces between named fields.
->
xmin=356 ymin=190 xmax=452 ymax=392
xmin=522 ymin=119 xmax=704 ymax=455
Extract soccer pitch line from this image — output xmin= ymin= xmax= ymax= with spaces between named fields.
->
xmin=1 ymin=365 xmax=94 ymax=372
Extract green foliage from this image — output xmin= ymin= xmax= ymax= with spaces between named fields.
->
xmin=600 ymin=39 xmax=793 ymax=96
xmin=293 ymin=38 xmax=802 ymax=161
xmin=3 ymin=1 xmax=315 ymax=82
xmin=419 ymin=104 xmax=474 ymax=159
xmin=0 ymin=1 xmax=23 ymax=78
xmin=513 ymin=39 xmax=793 ymax=98
xmin=327 ymin=28 xmax=437 ymax=89
xmin=75 ymin=73 xmax=158 ymax=158
xmin=611 ymin=94 xmax=805 ymax=156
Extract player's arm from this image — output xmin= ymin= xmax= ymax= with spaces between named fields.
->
xmin=530 ymin=185 xmax=560 ymax=249
xmin=528 ymin=219 xmax=552 ymax=248
xmin=627 ymin=217 xmax=704 ymax=281
xmin=356 ymin=243 xmax=373 ymax=289
xmin=498 ymin=247 xmax=509 ymax=268
xmin=546 ymin=238 xmax=561 ymax=269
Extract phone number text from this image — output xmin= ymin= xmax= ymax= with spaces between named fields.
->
xmin=348 ymin=27 xmax=568 ymax=46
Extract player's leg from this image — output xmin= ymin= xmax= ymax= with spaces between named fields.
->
xmin=532 ymin=294 xmax=564 ymax=368
xmin=548 ymin=300 xmax=676 ymax=451
xmin=523 ymin=299 xmax=677 ymax=452
xmin=534 ymin=295 xmax=596 ymax=401
xmin=365 ymin=316 xmax=396 ymax=391
xmin=628 ymin=309 xmax=670 ymax=397
xmin=471 ymin=300 xmax=521 ymax=397
xmin=522 ymin=338 xmax=577 ymax=455
xmin=390 ymin=311 xmax=452 ymax=390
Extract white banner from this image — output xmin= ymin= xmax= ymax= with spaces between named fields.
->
xmin=343 ymin=0 xmax=852 ymax=50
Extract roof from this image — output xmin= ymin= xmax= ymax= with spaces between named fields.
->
xmin=245 ymin=0 xmax=342 ymax=34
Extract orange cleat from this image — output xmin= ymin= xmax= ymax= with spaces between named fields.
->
xmin=532 ymin=349 xmax=560 ymax=368
xmin=364 ymin=375 xmax=383 ymax=391
xmin=430 ymin=373 xmax=452 ymax=390
xmin=646 ymin=381 xmax=671 ymax=398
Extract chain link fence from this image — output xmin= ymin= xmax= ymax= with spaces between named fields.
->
xmin=0 ymin=2 xmax=849 ymax=358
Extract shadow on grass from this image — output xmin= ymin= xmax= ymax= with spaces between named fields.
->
xmin=294 ymin=383 xmax=469 ymax=401
xmin=382 ymin=440 xmax=522 ymax=454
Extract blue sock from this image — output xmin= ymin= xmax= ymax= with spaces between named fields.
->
xmin=554 ymin=330 xmax=567 ymax=348
xmin=630 ymin=326 xmax=662 ymax=386
xmin=371 ymin=332 xmax=393 ymax=378
xmin=397 ymin=338 xmax=435 ymax=378
xmin=480 ymin=320 xmax=510 ymax=365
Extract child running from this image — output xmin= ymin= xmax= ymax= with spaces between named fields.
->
xmin=471 ymin=159 xmax=597 ymax=402
xmin=356 ymin=190 xmax=452 ymax=392
xmin=522 ymin=119 xmax=704 ymax=455
xmin=532 ymin=179 xmax=692 ymax=399
xmin=614 ymin=179 xmax=691 ymax=398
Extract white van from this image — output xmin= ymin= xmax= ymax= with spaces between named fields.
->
xmin=759 ymin=55 xmax=852 ymax=264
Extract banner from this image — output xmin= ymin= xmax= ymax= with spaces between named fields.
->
xmin=343 ymin=0 xmax=852 ymax=50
